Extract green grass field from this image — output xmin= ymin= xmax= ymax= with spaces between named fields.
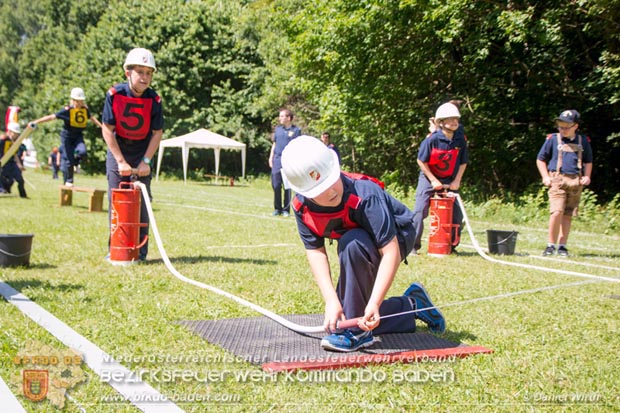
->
xmin=1 ymin=169 xmax=619 ymax=412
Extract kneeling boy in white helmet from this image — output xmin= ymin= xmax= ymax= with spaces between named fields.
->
xmin=281 ymin=136 xmax=446 ymax=352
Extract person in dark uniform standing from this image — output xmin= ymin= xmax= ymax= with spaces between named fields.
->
xmin=0 ymin=122 xmax=27 ymax=197
xmin=281 ymin=135 xmax=445 ymax=352
xmin=48 ymin=146 xmax=61 ymax=179
xmin=411 ymin=102 xmax=468 ymax=254
xmin=320 ymin=131 xmax=341 ymax=163
xmin=269 ymin=109 xmax=301 ymax=216
xmin=31 ymin=88 xmax=102 ymax=186
xmin=101 ymin=48 xmax=164 ymax=262
xmin=536 ymin=110 xmax=593 ymax=257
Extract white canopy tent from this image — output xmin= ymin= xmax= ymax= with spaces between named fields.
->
xmin=155 ymin=128 xmax=246 ymax=184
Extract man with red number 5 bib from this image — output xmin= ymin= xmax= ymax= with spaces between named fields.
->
xmin=411 ymin=101 xmax=469 ymax=255
xmin=102 ymin=47 xmax=164 ymax=262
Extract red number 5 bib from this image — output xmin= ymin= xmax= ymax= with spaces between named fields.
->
xmin=112 ymin=94 xmax=153 ymax=140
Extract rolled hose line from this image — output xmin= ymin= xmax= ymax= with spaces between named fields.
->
xmin=135 ymin=183 xmax=619 ymax=334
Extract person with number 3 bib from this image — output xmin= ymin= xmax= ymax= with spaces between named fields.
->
xmin=411 ymin=101 xmax=469 ymax=255
xmin=102 ymin=47 xmax=164 ymax=262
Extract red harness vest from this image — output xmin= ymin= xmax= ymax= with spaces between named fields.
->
xmin=341 ymin=171 xmax=385 ymax=189
xmin=292 ymin=194 xmax=362 ymax=239
xmin=292 ymin=172 xmax=385 ymax=239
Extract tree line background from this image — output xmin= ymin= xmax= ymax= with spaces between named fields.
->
xmin=1 ymin=0 xmax=618 ymax=204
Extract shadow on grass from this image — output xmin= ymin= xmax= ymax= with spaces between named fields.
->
xmin=580 ymin=252 xmax=620 ymax=259
xmin=1 ymin=279 xmax=86 ymax=302
xmin=142 ymin=255 xmax=277 ymax=266
xmin=21 ymin=263 xmax=57 ymax=270
xmin=441 ymin=329 xmax=479 ymax=343
xmin=416 ymin=250 xmax=479 ymax=258
xmin=450 ymin=250 xmax=479 ymax=257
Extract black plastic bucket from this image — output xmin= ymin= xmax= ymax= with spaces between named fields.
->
xmin=0 ymin=234 xmax=34 ymax=267
xmin=486 ymin=230 xmax=518 ymax=255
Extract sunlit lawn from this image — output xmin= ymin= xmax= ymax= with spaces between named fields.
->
xmin=1 ymin=169 xmax=619 ymax=412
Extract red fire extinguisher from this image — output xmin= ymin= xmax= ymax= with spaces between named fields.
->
xmin=427 ymin=192 xmax=460 ymax=257
xmin=109 ymin=182 xmax=147 ymax=265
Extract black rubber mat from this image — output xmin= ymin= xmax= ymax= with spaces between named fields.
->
xmin=179 ymin=314 xmax=477 ymax=367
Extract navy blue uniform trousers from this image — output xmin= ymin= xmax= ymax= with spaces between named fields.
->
xmin=336 ymin=223 xmax=417 ymax=335
xmin=61 ymin=137 xmax=87 ymax=184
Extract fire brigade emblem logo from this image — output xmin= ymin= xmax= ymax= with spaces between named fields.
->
xmin=13 ymin=340 xmax=86 ymax=408
xmin=309 ymin=170 xmax=321 ymax=181
xmin=23 ymin=370 xmax=48 ymax=402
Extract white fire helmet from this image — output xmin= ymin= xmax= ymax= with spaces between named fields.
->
xmin=435 ymin=102 xmax=461 ymax=120
xmin=123 ymin=48 xmax=157 ymax=72
xmin=70 ymin=87 xmax=86 ymax=100
xmin=281 ymin=135 xmax=341 ymax=198
xmin=7 ymin=122 xmax=20 ymax=134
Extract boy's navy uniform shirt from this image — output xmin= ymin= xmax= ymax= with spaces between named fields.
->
xmin=536 ymin=133 xmax=593 ymax=175
xmin=294 ymin=174 xmax=414 ymax=250
xmin=55 ymin=106 xmax=92 ymax=140
xmin=102 ymin=83 xmax=163 ymax=162
xmin=417 ymin=126 xmax=468 ymax=184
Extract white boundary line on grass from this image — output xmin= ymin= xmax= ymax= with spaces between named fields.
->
xmin=158 ymin=201 xmax=278 ymax=221
xmin=0 ymin=281 xmax=184 ymax=413
xmin=525 ymin=253 xmax=619 ymax=270
xmin=0 ymin=373 xmax=26 ymax=413
xmin=459 ymin=243 xmax=620 ymax=272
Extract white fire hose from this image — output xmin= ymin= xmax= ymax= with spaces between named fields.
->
xmin=454 ymin=194 xmax=620 ymax=283
xmin=135 ymin=182 xmax=325 ymax=334
xmin=134 ymin=182 xmax=619 ymax=334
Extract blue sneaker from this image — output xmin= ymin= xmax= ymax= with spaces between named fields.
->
xmin=404 ymin=282 xmax=446 ymax=334
xmin=320 ymin=330 xmax=374 ymax=352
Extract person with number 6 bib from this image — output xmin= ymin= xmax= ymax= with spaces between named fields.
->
xmin=102 ymin=47 xmax=164 ymax=262
xmin=31 ymin=88 xmax=102 ymax=186
xmin=411 ymin=102 xmax=469 ymax=254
